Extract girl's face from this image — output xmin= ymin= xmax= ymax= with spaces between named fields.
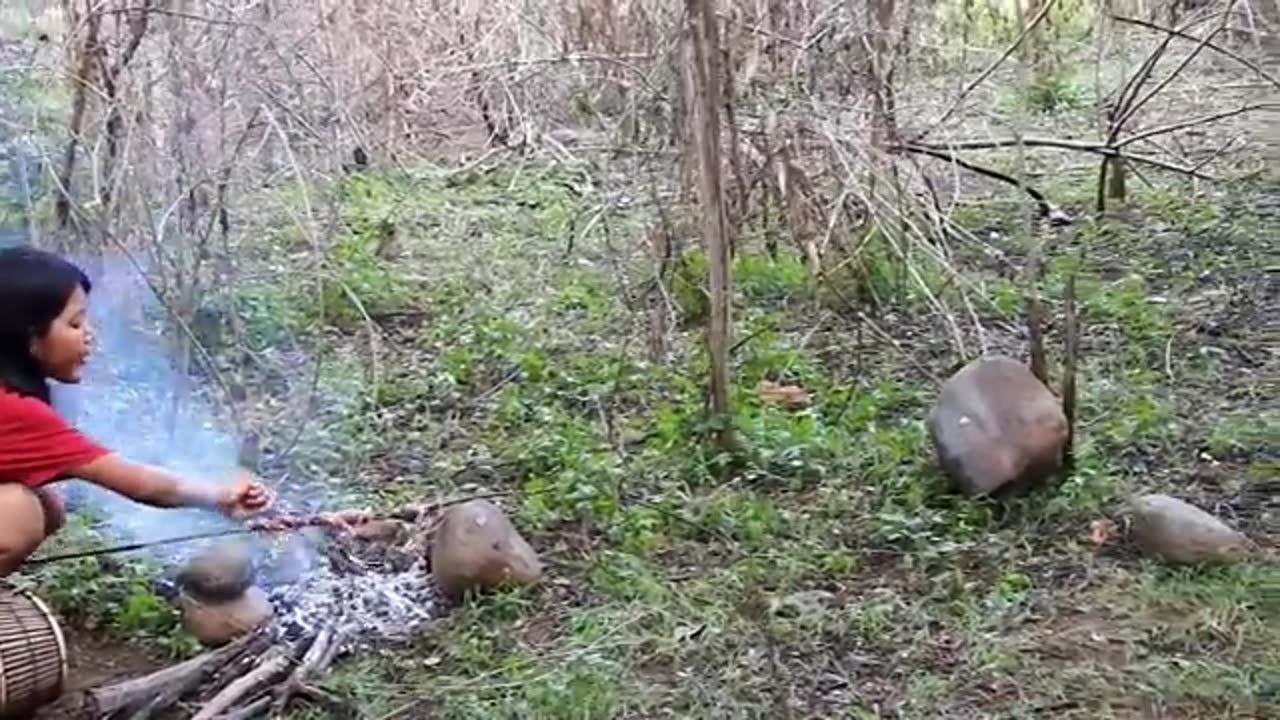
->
xmin=30 ymin=286 xmax=92 ymax=383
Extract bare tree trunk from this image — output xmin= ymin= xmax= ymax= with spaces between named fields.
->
xmin=55 ymin=0 xmax=101 ymax=232
xmin=98 ymin=1 xmax=153 ymax=214
xmin=1025 ymin=0 xmax=1047 ymax=69
xmin=721 ymin=31 xmax=746 ymax=257
xmin=867 ymin=0 xmax=899 ymax=149
xmin=675 ymin=23 xmax=698 ymax=203
xmin=1106 ymin=155 xmax=1127 ymax=205
xmin=684 ymin=0 xmax=736 ymax=458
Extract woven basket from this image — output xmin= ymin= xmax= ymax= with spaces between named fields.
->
xmin=0 ymin=588 xmax=67 ymax=718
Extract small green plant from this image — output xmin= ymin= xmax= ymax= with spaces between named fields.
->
xmin=319 ymin=234 xmax=414 ymax=325
xmin=1206 ymin=412 xmax=1278 ymax=458
xmin=1086 ymin=274 xmax=1172 ymax=345
xmin=734 ymin=253 xmax=811 ymax=305
xmin=16 ymin=515 xmax=198 ymax=658
xmin=1020 ymin=70 xmax=1086 ymax=113
xmin=669 ymin=248 xmax=710 ymax=326
xmin=1142 ymin=185 xmax=1223 ymax=232
xmin=985 ymin=277 xmax=1023 ymax=315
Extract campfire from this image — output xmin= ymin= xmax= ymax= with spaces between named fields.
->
xmin=35 ymin=497 xmax=543 ymax=720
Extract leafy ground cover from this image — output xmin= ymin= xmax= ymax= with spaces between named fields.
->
xmin=226 ymin=159 xmax=1275 ymax=719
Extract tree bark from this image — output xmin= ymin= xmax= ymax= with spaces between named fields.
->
xmin=98 ymin=1 xmax=153 ymax=213
xmin=684 ymin=0 xmax=736 ymax=458
xmin=867 ymin=0 xmax=899 ymax=149
xmin=55 ymin=0 xmax=101 ymax=231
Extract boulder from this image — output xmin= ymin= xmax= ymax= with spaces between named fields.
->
xmin=180 ymin=586 xmax=273 ymax=646
xmin=1130 ymin=494 xmax=1252 ymax=565
xmin=429 ymin=500 xmax=543 ymax=600
xmin=179 ymin=540 xmax=254 ymax=602
xmin=927 ymin=355 xmax=1068 ymax=497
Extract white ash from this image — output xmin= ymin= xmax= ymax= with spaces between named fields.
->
xmin=266 ymin=559 xmax=443 ymax=652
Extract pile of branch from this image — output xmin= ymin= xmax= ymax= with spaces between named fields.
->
xmin=44 ymin=622 xmax=353 ymax=720
xmin=38 ymin=508 xmax=432 ymax=720
xmin=34 ymin=495 xmax=495 ymax=719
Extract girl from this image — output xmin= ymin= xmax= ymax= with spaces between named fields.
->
xmin=0 ymin=247 xmax=270 ymax=575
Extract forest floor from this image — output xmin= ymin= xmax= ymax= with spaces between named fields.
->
xmin=202 ymin=138 xmax=1274 ymax=717
xmin=13 ymin=35 xmax=1280 ymax=720
xmin=275 ymin=169 xmax=1276 ymax=720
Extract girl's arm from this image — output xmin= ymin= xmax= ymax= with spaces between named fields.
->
xmin=70 ymin=454 xmax=266 ymax=515
xmin=0 ymin=392 xmax=270 ymax=519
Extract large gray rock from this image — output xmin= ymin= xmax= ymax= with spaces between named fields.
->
xmin=429 ymin=500 xmax=543 ymax=601
xmin=927 ymin=355 xmax=1069 ymax=497
xmin=179 ymin=541 xmax=254 ymax=602
xmin=1130 ymin=494 xmax=1252 ymax=565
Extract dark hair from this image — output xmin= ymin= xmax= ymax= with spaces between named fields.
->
xmin=0 ymin=247 xmax=92 ymax=403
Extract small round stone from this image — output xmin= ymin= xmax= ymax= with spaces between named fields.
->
xmin=181 ymin=585 xmax=273 ymax=646
xmin=179 ymin=540 xmax=254 ymax=602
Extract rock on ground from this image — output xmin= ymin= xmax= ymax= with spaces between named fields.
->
xmin=179 ymin=541 xmax=254 ymax=602
xmin=429 ymin=500 xmax=543 ymax=601
xmin=1130 ymin=493 xmax=1252 ymax=565
xmin=927 ymin=355 xmax=1068 ymax=497
xmin=180 ymin=586 xmax=273 ymax=646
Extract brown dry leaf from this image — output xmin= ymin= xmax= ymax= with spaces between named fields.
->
xmin=1089 ymin=518 xmax=1116 ymax=547
xmin=758 ymin=380 xmax=811 ymax=410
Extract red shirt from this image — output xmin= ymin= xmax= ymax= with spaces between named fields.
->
xmin=0 ymin=388 xmax=110 ymax=487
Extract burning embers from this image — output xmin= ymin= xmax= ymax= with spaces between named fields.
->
xmin=263 ymin=523 xmax=442 ymax=652
xmin=39 ymin=499 xmax=546 ymax=718
xmin=269 ymin=560 xmax=440 ymax=649
xmin=176 ymin=498 xmax=542 ymax=652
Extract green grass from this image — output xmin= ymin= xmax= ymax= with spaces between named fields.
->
xmin=0 ymin=3 xmax=1271 ymax=711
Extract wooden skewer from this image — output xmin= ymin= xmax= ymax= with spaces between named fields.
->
xmin=24 ymin=493 xmax=505 ymax=566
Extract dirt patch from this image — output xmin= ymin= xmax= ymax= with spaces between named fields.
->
xmin=59 ymin=628 xmax=165 ymax=692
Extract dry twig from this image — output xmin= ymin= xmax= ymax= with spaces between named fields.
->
xmin=1112 ymin=14 xmax=1280 ymax=90
xmin=913 ymin=0 xmax=1061 ymax=141
xmin=190 ymin=646 xmax=292 ymax=720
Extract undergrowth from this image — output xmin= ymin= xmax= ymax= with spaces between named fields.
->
xmin=2 ymin=4 xmax=1273 ymax=716
xmin=226 ymin=164 xmax=1279 ymax=719
xmin=17 ymin=511 xmax=202 ymax=659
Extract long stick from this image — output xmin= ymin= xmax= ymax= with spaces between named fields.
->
xmin=23 ymin=492 xmax=507 ymax=566
xmin=24 ymin=528 xmax=254 ymax=565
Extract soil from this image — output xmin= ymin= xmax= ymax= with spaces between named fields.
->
xmin=58 ymin=627 xmax=164 ymax=692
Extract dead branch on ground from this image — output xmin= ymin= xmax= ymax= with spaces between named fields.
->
xmin=890 ymin=144 xmax=1056 ymax=218
xmin=190 ymin=645 xmax=292 ymax=720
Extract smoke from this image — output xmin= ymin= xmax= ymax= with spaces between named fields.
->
xmin=50 ymin=256 xmax=247 ymax=560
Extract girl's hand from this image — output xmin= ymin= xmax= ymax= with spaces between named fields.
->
xmin=216 ymin=473 xmax=272 ymax=519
